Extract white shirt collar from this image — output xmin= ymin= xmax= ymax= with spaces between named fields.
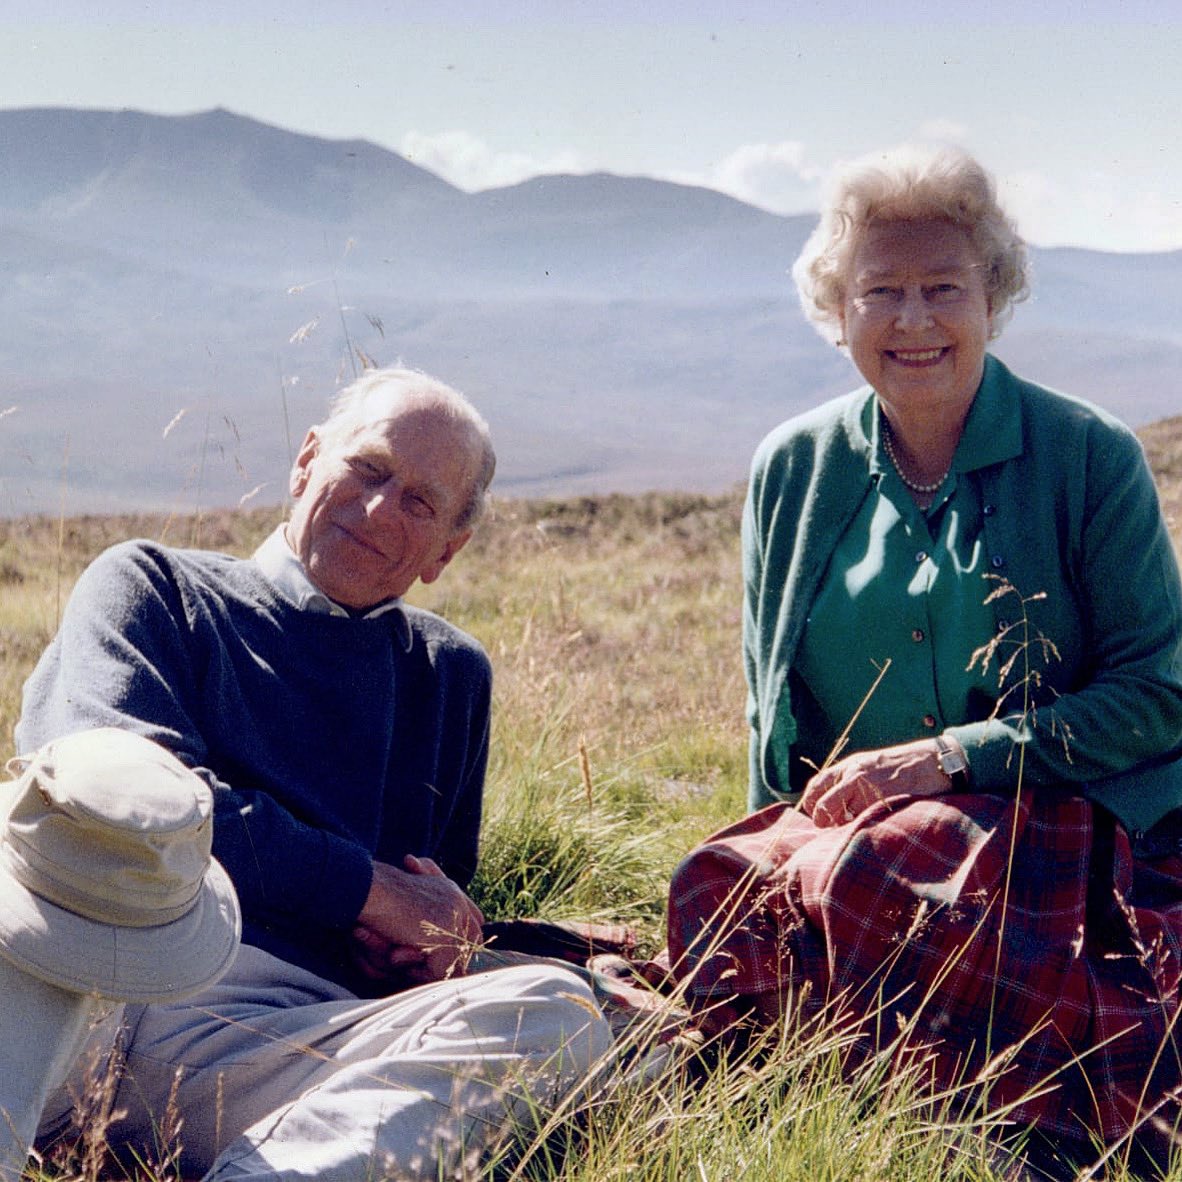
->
xmin=252 ymin=526 xmax=412 ymax=648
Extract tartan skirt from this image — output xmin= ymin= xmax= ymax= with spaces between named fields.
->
xmin=666 ymin=791 xmax=1182 ymax=1158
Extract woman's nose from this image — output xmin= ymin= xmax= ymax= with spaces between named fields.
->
xmin=895 ymin=289 xmax=934 ymax=329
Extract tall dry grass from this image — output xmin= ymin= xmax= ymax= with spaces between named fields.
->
xmin=4 ymin=413 xmax=1182 ymax=1181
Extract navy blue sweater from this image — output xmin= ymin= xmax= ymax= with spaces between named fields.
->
xmin=17 ymin=540 xmax=491 ymax=992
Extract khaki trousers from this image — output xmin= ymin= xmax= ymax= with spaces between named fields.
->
xmin=43 ymin=945 xmax=612 ymax=1182
xmin=0 ymin=957 xmax=109 ymax=1182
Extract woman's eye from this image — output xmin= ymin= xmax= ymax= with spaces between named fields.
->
xmin=927 ymin=283 xmax=965 ymax=304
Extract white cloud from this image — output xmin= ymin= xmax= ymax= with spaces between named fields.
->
xmin=1001 ymin=168 xmax=1182 ymax=252
xmin=997 ymin=169 xmax=1058 ymax=242
xmin=690 ymin=140 xmax=826 ymax=216
xmin=396 ymin=131 xmax=1182 ymax=252
xmin=399 ymin=131 xmax=828 ymax=217
xmin=1116 ymin=189 xmax=1182 ymax=253
xmin=399 ymin=129 xmax=586 ymax=192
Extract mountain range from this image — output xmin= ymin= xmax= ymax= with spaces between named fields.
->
xmin=1 ymin=106 xmax=1179 ymax=515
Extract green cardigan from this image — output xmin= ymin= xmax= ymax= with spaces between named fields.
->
xmin=743 ymin=354 xmax=1182 ymax=835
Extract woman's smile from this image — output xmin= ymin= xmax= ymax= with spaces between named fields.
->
xmin=885 ymin=347 xmax=949 ymax=365
xmin=841 ymin=218 xmax=991 ymax=421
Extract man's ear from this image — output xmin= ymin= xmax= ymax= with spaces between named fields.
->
xmin=290 ymin=428 xmax=320 ymax=498
xmin=419 ymin=529 xmax=473 ymax=586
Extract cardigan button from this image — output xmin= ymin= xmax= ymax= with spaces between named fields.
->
xmin=922 ymin=714 xmax=937 ymax=729
xmin=915 ymin=550 xmax=928 ymax=564
xmin=911 ymin=628 xmax=925 ymax=643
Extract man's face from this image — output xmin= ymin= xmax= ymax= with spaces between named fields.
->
xmin=285 ymin=393 xmax=479 ymax=609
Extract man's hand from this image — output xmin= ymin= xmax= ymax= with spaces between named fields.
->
xmin=350 ymin=855 xmax=484 ymax=986
xmin=799 ymin=738 xmax=960 ymax=827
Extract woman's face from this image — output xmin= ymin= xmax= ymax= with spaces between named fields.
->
xmin=839 ymin=218 xmax=992 ymax=422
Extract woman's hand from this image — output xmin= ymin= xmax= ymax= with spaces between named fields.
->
xmin=799 ymin=738 xmax=959 ymax=827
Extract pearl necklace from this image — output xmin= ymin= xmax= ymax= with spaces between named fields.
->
xmin=881 ymin=417 xmax=950 ymax=495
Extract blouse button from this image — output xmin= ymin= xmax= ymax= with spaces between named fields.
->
xmin=922 ymin=714 xmax=938 ymax=729
xmin=990 ymin=554 xmax=1005 ymax=569
xmin=983 ymin=504 xmax=996 ymax=516
xmin=915 ymin=550 xmax=928 ymax=564
xmin=997 ymin=618 xmax=1010 ymax=633
xmin=911 ymin=628 xmax=925 ymax=643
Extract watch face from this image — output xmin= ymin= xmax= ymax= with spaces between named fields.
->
xmin=936 ymin=740 xmax=967 ymax=776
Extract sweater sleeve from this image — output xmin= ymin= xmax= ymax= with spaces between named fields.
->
xmin=17 ymin=543 xmax=216 ymax=753
xmin=16 ymin=543 xmax=374 ymax=933
xmin=742 ymin=401 xmax=869 ymax=812
xmin=742 ymin=462 xmax=773 ymax=811
xmin=743 ymin=452 xmax=799 ymax=812
xmin=948 ymin=423 xmax=1182 ymax=804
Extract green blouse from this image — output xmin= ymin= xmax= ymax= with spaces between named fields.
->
xmin=791 ymin=412 xmax=997 ymax=775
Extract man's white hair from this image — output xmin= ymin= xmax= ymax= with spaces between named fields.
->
xmin=314 ymin=367 xmax=496 ymax=530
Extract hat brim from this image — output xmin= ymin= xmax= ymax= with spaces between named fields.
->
xmin=0 ymin=856 xmax=241 ymax=1002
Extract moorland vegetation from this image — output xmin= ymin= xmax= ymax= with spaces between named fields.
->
xmin=2 ymin=412 xmax=1180 ymax=1181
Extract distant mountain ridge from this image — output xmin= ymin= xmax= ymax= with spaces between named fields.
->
xmin=0 ymin=106 xmax=1179 ymax=516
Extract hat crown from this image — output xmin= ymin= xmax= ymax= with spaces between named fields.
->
xmin=3 ymin=729 xmax=213 ymax=928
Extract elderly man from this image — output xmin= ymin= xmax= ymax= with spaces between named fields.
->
xmin=16 ymin=368 xmax=611 ymax=1182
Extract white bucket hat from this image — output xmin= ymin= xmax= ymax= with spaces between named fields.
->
xmin=0 ymin=728 xmax=241 ymax=1002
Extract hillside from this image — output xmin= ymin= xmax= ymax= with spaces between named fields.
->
xmin=1142 ymin=415 xmax=1182 ymax=547
xmin=0 ymin=106 xmax=1180 ymax=517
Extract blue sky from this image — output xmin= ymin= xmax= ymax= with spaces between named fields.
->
xmin=2 ymin=1 xmax=1181 ymax=251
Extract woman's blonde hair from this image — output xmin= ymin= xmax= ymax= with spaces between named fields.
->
xmin=793 ymin=144 xmax=1030 ymax=344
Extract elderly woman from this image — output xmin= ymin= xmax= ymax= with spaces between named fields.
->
xmin=667 ymin=146 xmax=1182 ymax=1169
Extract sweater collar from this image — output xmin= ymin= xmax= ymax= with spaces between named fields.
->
xmin=253 ymin=526 xmax=412 ymax=649
xmin=956 ymin=354 xmax=1023 ymax=471
xmin=848 ymin=352 xmax=1023 ymax=477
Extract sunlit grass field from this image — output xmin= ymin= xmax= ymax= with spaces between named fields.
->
xmin=0 ymin=490 xmax=751 ymax=939
xmin=2 ymin=412 xmax=1181 ymax=1181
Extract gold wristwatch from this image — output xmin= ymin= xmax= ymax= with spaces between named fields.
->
xmin=934 ymin=735 xmax=969 ymax=789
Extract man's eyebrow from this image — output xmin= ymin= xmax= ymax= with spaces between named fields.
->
xmin=347 ymin=442 xmax=457 ymax=511
xmin=419 ymin=478 xmax=457 ymax=513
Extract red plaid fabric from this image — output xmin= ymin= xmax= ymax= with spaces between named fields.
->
xmin=667 ymin=792 xmax=1182 ymax=1160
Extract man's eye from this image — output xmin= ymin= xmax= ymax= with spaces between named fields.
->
xmin=404 ymin=493 xmax=435 ymax=520
xmin=350 ymin=459 xmax=385 ymax=482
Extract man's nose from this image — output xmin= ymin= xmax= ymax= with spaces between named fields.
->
xmin=364 ymin=481 xmax=403 ymax=521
